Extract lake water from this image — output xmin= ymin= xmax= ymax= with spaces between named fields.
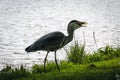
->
xmin=0 ymin=0 xmax=120 ymax=70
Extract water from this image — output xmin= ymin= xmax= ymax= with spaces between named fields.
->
xmin=0 ymin=0 xmax=120 ymax=70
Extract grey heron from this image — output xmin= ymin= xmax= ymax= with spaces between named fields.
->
xmin=25 ymin=20 xmax=87 ymax=72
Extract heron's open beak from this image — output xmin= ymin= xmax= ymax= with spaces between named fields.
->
xmin=77 ymin=21 xmax=87 ymax=27
xmin=81 ymin=22 xmax=88 ymax=27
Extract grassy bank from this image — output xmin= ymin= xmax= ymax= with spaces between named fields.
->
xmin=0 ymin=58 xmax=120 ymax=80
xmin=0 ymin=44 xmax=120 ymax=80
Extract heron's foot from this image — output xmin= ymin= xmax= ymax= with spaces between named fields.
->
xmin=44 ymin=67 xmax=46 ymax=73
xmin=58 ymin=68 xmax=60 ymax=72
xmin=57 ymin=65 xmax=60 ymax=72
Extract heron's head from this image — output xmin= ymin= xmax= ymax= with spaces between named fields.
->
xmin=67 ymin=20 xmax=87 ymax=33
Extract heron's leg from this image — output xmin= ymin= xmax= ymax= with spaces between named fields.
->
xmin=44 ymin=51 xmax=49 ymax=72
xmin=54 ymin=51 xmax=60 ymax=72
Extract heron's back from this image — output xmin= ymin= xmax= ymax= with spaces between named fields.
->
xmin=25 ymin=32 xmax=65 ymax=52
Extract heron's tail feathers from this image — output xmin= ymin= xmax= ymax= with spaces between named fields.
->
xmin=25 ymin=46 xmax=31 ymax=52
xmin=25 ymin=45 xmax=37 ymax=52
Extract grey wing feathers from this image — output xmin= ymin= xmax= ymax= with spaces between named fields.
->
xmin=25 ymin=43 xmax=42 ymax=52
xmin=25 ymin=32 xmax=65 ymax=52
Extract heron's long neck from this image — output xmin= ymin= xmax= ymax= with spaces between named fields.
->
xmin=63 ymin=29 xmax=74 ymax=46
xmin=67 ymin=30 xmax=74 ymax=42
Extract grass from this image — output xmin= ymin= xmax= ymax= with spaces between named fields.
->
xmin=66 ymin=42 xmax=120 ymax=64
xmin=0 ymin=65 xmax=30 ymax=80
xmin=0 ymin=42 xmax=120 ymax=80
xmin=66 ymin=41 xmax=85 ymax=64
xmin=0 ymin=58 xmax=120 ymax=80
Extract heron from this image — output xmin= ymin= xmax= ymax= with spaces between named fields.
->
xmin=25 ymin=20 xmax=87 ymax=72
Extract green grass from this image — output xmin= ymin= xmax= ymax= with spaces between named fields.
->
xmin=0 ymin=65 xmax=30 ymax=80
xmin=0 ymin=43 xmax=120 ymax=80
xmin=66 ymin=41 xmax=85 ymax=64
xmin=66 ymin=42 xmax=120 ymax=64
xmin=0 ymin=58 xmax=120 ymax=80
